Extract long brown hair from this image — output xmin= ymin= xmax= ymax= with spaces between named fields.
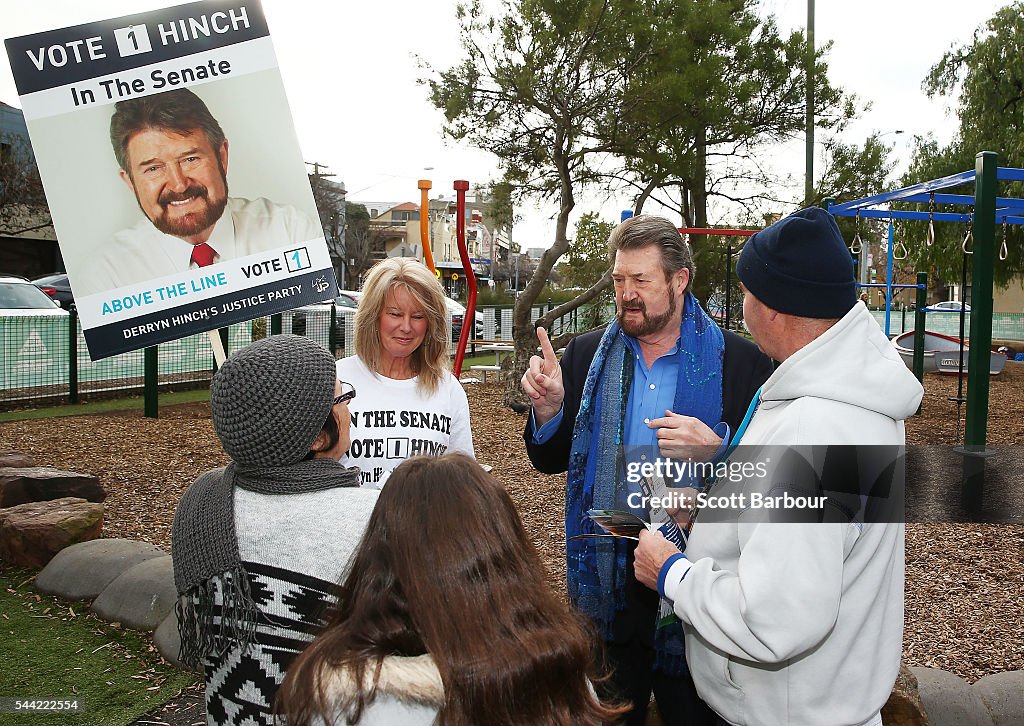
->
xmin=277 ymin=454 xmax=625 ymax=725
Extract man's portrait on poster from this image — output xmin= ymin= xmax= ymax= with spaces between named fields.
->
xmin=78 ymin=86 xmax=320 ymax=297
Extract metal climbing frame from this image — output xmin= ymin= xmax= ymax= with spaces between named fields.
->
xmin=827 ymin=152 xmax=1019 ymax=511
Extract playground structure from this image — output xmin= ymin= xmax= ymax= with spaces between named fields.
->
xmin=416 ymin=179 xmax=478 ymax=378
xmin=827 ymin=152 xmax=1020 ymax=511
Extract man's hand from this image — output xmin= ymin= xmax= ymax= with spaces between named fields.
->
xmin=648 ymin=411 xmax=722 ymax=461
xmin=634 ymin=529 xmax=683 ymax=591
xmin=520 ymin=327 xmax=564 ymax=427
xmin=663 ymin=487 xmax=700 ymax=527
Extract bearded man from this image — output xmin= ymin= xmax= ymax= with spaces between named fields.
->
xmin=521 ymin=215 xmax=772 ymax=725
xmin=80 ymin=88 xmax=319 ymax=296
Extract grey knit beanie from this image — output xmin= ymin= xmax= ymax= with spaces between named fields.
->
xmin=210 ymin=335 xmax=336 ymax=467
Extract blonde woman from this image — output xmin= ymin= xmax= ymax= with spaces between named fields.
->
xmin=336 ymin=258 xmax=474 ymax=488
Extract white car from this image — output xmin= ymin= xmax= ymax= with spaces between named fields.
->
xmin=0 ymin=276 xmax=69 ymax=317
xmin=923 ymin=300 xmax=971 ymax=313
xmin=444 ymin=297 xmax=485 ymax=340
xmin=289 ymin=290 xmax=361 ymax=343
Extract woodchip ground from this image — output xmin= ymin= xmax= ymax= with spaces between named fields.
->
xmin=2 ymin=365 xmax=1022 ymax=682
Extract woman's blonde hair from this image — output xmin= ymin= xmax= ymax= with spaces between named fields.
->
xmin=354 ymin=258 xmax=450 ymax=393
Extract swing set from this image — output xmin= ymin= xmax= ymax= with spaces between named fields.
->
xmin=826 ymin=151 xmax=1019 ymax=511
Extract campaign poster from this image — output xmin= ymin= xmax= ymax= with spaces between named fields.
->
xmin=4 ymin=0 xmax=337 ymax=359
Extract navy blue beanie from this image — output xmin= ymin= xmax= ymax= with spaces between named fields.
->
xmin=736 ymin=207 xmax=856 ymax=319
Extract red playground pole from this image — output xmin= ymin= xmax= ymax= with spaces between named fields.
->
xmin=452 ymin=180 xmax=476 ymax=377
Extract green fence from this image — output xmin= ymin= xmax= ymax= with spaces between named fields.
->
xmin=0 ymin=306 xmax=355 ymax=409
xmin=0 ymin=302 xmax=605 ymax=409
xmin=17 ymin=301 xmax=1013 ymax=410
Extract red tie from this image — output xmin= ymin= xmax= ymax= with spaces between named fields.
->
xmin=190 ymin=243 xmax=217 ymax=267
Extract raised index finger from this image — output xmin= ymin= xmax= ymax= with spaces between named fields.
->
xmin=537 ymin=327 xmax=558 ymax=367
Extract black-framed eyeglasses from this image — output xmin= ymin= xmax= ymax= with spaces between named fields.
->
xmin=334 ymin=380 xmax=356 ymax=405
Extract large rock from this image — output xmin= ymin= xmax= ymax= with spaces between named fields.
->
xmin=912 ymin=667 xmax=994 ymax=726
xmin=0 ymin=450 xmax=35 ymax=468
xmin=36 ymin=538 xmax=165 ymax=600
xmin=972 ymin=671 xmax=1024 ymax=726
xmin=92 ymin=555 xmax=177 ymax=631
xmin=153 ymin=611 xmax=200 ymax=672
xmin=882 ymin=663 xmax=931 ymax=726
xmin=0 ymin=467 xmax=105 ymax=508
xmin=0 ymin=497 xmax=103 ymax=568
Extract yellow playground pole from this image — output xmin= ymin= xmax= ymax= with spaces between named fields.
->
xmin=418 ymin=179 xmax=436 ymax=273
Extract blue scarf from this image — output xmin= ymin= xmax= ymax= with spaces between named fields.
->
xmin=565 ymin=292 xmax=724 ymax=675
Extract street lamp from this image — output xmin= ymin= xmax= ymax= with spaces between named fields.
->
xmin=877 ymin=129 xmax=905 ymax=142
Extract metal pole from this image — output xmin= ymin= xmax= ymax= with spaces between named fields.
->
xmin=68 ymin=307 xmax=78 ymax=404
xmin=418 ymin=179 xmax=436 ymax=273
xmin=913 ymin=272 xmax=927 ymax=415
xmin=884 ymin=221 xmax=894 ymax=337
xmin=804 ymin=0 xmax=815 ymax=205
xmin=962 ymin=151 xmax=997 ymax=511
xmin=329 ymin=302 xmax=338 ymax=355
xmin=725 ymin=240 xmax=733 ymax=331
xmin=144 ymin=345 xmax=158 ymax=418
xmin=452 ymin=179 xmax=473 ymax=377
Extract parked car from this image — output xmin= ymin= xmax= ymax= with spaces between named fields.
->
xmin=923 ymin=300 xmax=971 ymax=313
xmin=32 ymin=273 xmax=75 ymax=309
xmin=444 ymin=297 xmax=485 ymax=341
xmin=0 ymin=276 xmax=69 ymax=316
xmin=289 ymin=291 xmax=361 ymax=344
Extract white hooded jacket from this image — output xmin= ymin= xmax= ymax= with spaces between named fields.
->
xmin=662 ymin=303 xmax=924 ymax=726
xmin=313 ymin=654 xmax=444 ymax=726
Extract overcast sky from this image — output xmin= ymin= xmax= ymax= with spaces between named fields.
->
xmin=0 ymin=0 xmax=1012 ymax=248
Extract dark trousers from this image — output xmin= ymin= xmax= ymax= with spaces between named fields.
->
xmin=602 ymin=637 xmax=717 ymax=726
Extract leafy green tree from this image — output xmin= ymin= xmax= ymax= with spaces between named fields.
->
xmin=904 ymin=2 xmax=1024 ymax=290
xmin=558 ymin=212 xmax=615 ymax=327
xmin=608 ymin=4 xmax=855 ymax=234
xmin=814 ymin=132 xmax=897 ymax=243
xmin=426 ymin=0 xmax=855 ymax=404
xmin=426 ymin=0 xmax=643 ymax=404
xmin=558 ymin=212 xmax=614 ymax=289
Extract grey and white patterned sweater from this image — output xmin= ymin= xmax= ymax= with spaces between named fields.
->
xmin=200 ymin=485 xmax=379 ymax=725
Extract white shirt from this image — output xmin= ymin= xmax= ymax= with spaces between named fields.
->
xmin=78 ymin=197 xmax=321 ymax=297
xmin=336 ymin=355 xmax=475 ymax=488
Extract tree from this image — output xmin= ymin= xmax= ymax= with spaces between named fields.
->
xmin=604 ymin=1 xmax=855 ymax=286
xmin=429 ymin=0 xmax=856 ymax=405
xmin=0 ymin=135 xmax=50 ymax=236
xmin=427 ymin=0 xmax=646 ymax=405
xmin=308 ymin=168 xmax=346 ymax=286
xmin=344 ymin=202 xmax=377 ymax=288
xmin=905 ymin=2 xmax=1024 ymax=289
xmin=555 ymin=212 xmax=615 ymax=326
xmin=813 ymin=132 xmax=897 ymax=242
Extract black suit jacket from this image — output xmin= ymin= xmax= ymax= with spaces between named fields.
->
xmin=523 ymin=325 xmax=774 ymax=645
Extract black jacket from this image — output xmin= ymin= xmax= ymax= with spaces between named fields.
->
xmin=524 ymin=326 xmax=773 ymax=474
xmin=522 ymin=325 xmax=773 ymax=646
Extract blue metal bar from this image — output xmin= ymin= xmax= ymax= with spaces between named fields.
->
xmin=888 ymin=192 xmax=1024 ymax=208
xmin=996 ymin=167 xmax=1024 ymax=181
xmin=830 ymin=169 xmax=979 ymax=213
xmin=856 ymin=283 xmax=925 ymax=289
xmin=832 ymin=208 xmax=1024 ymax=226
xmin=832 ymin=208 xmax=977 ymax=222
